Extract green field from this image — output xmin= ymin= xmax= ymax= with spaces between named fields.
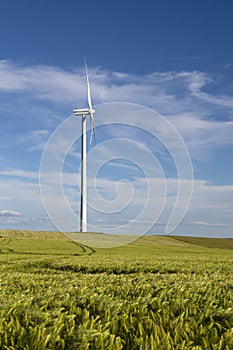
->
xmin=0 ymin=231 xmax=232 ymax=349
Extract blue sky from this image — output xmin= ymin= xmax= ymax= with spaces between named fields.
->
xmin=0 ymin=0 xmax=233 ymax=238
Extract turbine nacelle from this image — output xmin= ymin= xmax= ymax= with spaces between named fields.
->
xmin=73 ymin=108 xmax=95 ymax=116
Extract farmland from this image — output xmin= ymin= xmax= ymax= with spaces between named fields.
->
xmin=0 ymin=231 xmax=232 ymax=349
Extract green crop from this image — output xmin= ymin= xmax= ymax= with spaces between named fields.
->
xmin=0 ymin=231 xmax=232 ymax=349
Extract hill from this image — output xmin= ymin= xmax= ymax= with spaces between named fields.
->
xmin=0 ymin=230 xmax=233 ymax=249
xmin=168 ymin=235 xmax=233 ymax=250
xmin=0 ymin=230 xmax=196 ymax=254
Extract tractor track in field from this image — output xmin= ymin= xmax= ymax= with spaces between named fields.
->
xmin=70 ymin=240 xmax=96 ymax=255
xmin=0 ymin=234 xmax=95 ymax=256
xmin=0 ymin=237 xmax=13 ymax=253
xmin=0 ymin=237 xmax=11 ymax=245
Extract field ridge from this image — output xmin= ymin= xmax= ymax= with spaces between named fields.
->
xmin=168 ymin=235 xmax=233 ymax=250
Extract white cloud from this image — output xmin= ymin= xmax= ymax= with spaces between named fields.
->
xmin=0 ymin=209 xmax=21 ymax=217
xmin=19 ymin=129 xmax=50 ymax=151
xmin=0 ymin=170 xmax=39 ymax=180
xmin=171 ymin=113 xmax=233 ymax=158
xmin=190 ymin=220 xmax=233 ymax=227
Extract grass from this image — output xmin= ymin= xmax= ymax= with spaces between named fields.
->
xmin=0 ymin=230 xmax=232 ymax=349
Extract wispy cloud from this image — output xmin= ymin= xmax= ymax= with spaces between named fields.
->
xmin=0 ymin=209 xmax=21 ymax=217
xmin=0 ymin=60 xmax=232 ymax=158
xmin=190 ymin=220 xmax=233 ymax=227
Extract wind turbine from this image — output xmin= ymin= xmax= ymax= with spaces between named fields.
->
xmin=73 ymin=61 xmax=96 ymax=232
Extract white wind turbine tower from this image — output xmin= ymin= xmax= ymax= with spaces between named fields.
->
xmin=73 ymin=61 xmax=96 ymax=232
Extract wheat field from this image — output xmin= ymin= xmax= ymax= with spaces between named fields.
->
xmin=0 ymin=231 xmax=232 ymax=349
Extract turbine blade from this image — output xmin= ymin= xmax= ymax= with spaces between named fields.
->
xmin=89 ymin=112 xmax=96 ymax=145
xmin=84 ymin=58 xmax=96 ymax=145
xmin=84 ymin=60 xmax=93 ymax=111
